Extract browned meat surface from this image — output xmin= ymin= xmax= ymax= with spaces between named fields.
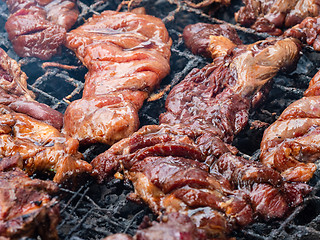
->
xmin=0 ymin=47 xmax=63 ymax=129
xmin=5 ymin=0 xmax=79 ymax=59
xmin=0 ymin=105 xmax=92 ymax=183
xmin=91 ymin=30 xmax=305 ymax=238
xmin=260 ymin=69 xmax=320 ymax=182
xmin=235 ymin=0 xmax=320 ymax=35
xmin=284 ymin=16 xmax=320 ymax=51
xmin=103 ymin=213 xmax=207 ymax=240
xmin=64 ymin=10 xmax=172 ymax=145
xmin=0 ymin=167 xmax=60 ymax=240
xmin=160 ymin=37 xmax=301 ymax=143
xmin=183 ymin=23 xmax=242 ymax=58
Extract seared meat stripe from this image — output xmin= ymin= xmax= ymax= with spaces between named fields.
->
xmin=235 ymin=0 xmax=320 ymax=36
xmin=0 ymin=155 xmax=60 ymax=240
xmin=260 ymin=69 xmax=320 ymax=182
xmin=64 ymin=10 xmax=172 ymax=145
xmin=92 ymin=25 xmax=306 ymax=239
xmin=0 ymin=48 xmax=92 ymax=184
xmin=5 ymin=0 xmax=79 ymax=60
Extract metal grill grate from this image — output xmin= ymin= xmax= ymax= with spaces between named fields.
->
xmin=1 ymin=0 xmax=320 ymax=239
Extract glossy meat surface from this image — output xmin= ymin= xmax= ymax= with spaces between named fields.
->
xmin=0 ymin=47 xmax=63 ymax=129
xmin=5 ymin=0 xmax=78 ymax=59
xmin=0 ymin=167 xmax=60 ymax=240
xmin=183 ymin=23 xmax=242 ymax=58
xmin=260 ymin=69 xmax=320 ymax=182
xmin=284 ymin=16 xmax=320 ymax=51
xmin=235 ymin=0 xmax=320 ymax=35
xmin=0 ymin=105 xmax=92 ymax=183
xmin=160 ymin=38 xmax=301 ymax=143
xmin=64 ymin=10 xmax=172 ymax=145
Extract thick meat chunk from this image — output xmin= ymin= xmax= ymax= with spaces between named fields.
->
xmin=235 ymin=0 xmax=320 ymax=35
xmin=64 ymin=10 xmax=172 ymax=145
xmin=5 ymin=0 xmax=78 ymax=59
xmin=0 ymin=105 xmax=92 ymax=183
xmin=0 ymin=168 xmax=60 ymax=240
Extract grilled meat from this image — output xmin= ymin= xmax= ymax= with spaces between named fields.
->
xmin=284 ymin=16 xmax=320 ymax=51
xmin=260 ymin=69 xmax=320 ymax=182
xmin=235 ymin=0 xmax=320 ymax=35
xmin=0 ymin=47 xmax=63 ymax=129
xmin=160 ymin=37 xmax=301 ymax=143
xmin=0 ymin=165 xmax=60 ymax=240
xmin=91 ymin=32 xmax=304 ymax=237
xmin=183 ymin=23 xmax=242 ymax=58
xmin=103 ymin=213 xmax=207 ymax=240
xmin=0 ymin=105 xmax=92 ymax=183
xmin=5 ymin=0 xmax=79 ymax=59
xmin=63 ymin=10 xmax=172 ymax=145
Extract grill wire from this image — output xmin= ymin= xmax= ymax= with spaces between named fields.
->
xmin=1 ymin=0 xmax=320 ymax=239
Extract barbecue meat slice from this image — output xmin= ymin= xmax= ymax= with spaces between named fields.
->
xmin=5 ymin=0 xmax=79 ymax=59
xmin=0 ymin=47 xmax=64 ymax=129
xmin=260 ymin=69 xmax=320 ymax=182
xmin=160 ymin=37 xmax=301 ymax=143
xmin=64 ymin=10 xmax=172 ymax=145
xmin=183 ymin=23 xmax=242 ymax=58
xmin=284 ymin=16 xmax=320 ymax=51
xmin=0 ymin=105 xmax=92 ymax=183
xmin=0 ymin=167 xmax=60 ymax=240
xmin=103 ymin=213 xmax=207 ymax=240
xmin=235 ymin=0 xmax=320 ymax=35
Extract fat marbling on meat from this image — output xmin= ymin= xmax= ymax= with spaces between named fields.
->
xmin=64 ymin=10 xmax=172 ymax=145
xmin=5 ymin=0 xmax=79 ymax=59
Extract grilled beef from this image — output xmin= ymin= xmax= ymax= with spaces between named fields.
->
xmin=0 ymin=47 xmax=63 ymax=129
xmin=260 ymin=69 xmax=320 ymax=182
xmin=284 ymin=16 xmax=320 ymax=51
xmin=0 ymin=105 xmax=92 ymax=184
xmin=235 ymin=0 xmax=320 ymax=35
xmin=0 ymin=163 xmax=60 ymax=240
xmin=64 ymin=10 xmax=172 ymax=145
xmin=5 ymin=0 xmax=79 ymax=59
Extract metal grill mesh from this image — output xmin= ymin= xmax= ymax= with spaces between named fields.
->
xmin=1 ymin=0 xmax=320 ymax=239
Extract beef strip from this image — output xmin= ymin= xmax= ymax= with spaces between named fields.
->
xmin=235 ymin=0 xmax=320 ymax=35
xmin=64 ymin=10 xmax=172 ymax=145
xmin=5 ymin=0 xmax=79 ymax=59
xmin=0 ymin=162 xmax=60 ymax=240
xmin=260 ymin=69 xmax=320 ymax=182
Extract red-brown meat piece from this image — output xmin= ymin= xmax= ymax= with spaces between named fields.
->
xmin=183 ymin=23 xmax=242 ymax=58
xmin=0 ymin=48 xmax=64 ymax=129
xmin=5 ymin=0 xmax=79 ymax=59
xmin=235 ymin=0 xmax=320 ymax=36
xmin=64 ymin=10 xmax=172 ymax=145
xmin=160 ymin=38 xmax=301 ymax=143
xmin=0 ymin=167 xmax=60 ymax=240
xmin=284 ymin=16 xmax=320 ymax=51
xmin=0 ymin=105 xmax=92 ymax=183
xmin=260 ymin=69 xmax=320 ymax=182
